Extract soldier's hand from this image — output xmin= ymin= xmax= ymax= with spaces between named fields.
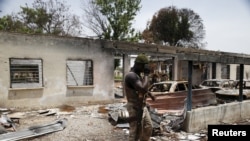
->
xmin=151 ymin=95 xmax=156 ymax=101
xmin=144 ymin=64 xmax=150 ymax=76
xmin=148 ymin=92 xmax=156 ymax=101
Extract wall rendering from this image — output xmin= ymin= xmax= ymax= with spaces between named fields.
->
xmin=0 ymin=32 xmax=114 ymax=108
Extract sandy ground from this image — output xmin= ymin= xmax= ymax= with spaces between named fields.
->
xmin=1 ymin=101 xmax=209 ymax=141
xmin=3 ymin=104 xmax=127 ymax=141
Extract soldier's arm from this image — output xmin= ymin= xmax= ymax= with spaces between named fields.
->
xmin=147 ymin=91 xmax=156 ymax=101
xmin=126 ymin=73 xmax=148 ymax=94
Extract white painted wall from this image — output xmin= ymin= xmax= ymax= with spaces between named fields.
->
xmin=0 ymin=32 xmax=114 ymax=108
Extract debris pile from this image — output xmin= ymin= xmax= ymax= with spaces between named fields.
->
xmin=0 ymin=107 xmax=68 ymax=140
xmin=0 ymin=118 xmax=67 ymax=141
xmin=0 ymin=102 xmax=212 ymax=140
xmin=105 ymin=102 xmax=208 ymax=140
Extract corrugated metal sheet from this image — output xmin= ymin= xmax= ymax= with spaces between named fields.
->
xmin=0 ymin=118 xmax=67 ymax=141
xmin=146 ymin=88 xmax=217 ymax=115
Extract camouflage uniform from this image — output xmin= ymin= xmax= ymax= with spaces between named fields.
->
xmin=127 ymin=102 xmax=153 ymax=141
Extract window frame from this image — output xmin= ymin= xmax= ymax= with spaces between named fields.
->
xmin=66 ymin=59 xmax=94 ymax=87
xmin=9 ymin=58 xmax=43 ymax=89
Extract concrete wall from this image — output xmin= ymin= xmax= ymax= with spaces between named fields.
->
xmin=230 ymin=64 xmax=238 ymax=80
xmin=183 ymin=101 xmax=250 ymax=132
xmin=0 ymin=32 xmax=114 ymax=108
xmin=244 ymin=65 xmax=250 ymax=79
xmin=229 ymin=64 xmax=250 ymax=80
xmin=175 ymin=60 xmax=203 ymax=85
xmin=215 ymin=63 xmax=222 ymax=79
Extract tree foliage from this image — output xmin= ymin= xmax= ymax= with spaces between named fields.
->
xmin=0 ymin=15 xmax=25 ymax=32
xmin=82 ymin=0 xmax=141 ymax=41
xmin=82 ymin=0 xmax=142 ymax=69
xmin=0 ymin=0 xmax=82 ymax=36
xmin=142 ymin=6 xmax=206 ymax=48
xmin=81 ymin=0 xmax=108 ymax=38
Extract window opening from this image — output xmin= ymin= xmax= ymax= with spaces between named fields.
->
xmin=10 ymin=58 xmax=43 ymax=88
xmin=67 ymin=60 xmax=93 ymax=86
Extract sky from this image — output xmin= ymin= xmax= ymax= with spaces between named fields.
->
xmin=1 ymin=0 xmax=250 ymax=55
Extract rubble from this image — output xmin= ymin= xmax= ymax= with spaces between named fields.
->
xmin=0 ymin=118 xmax=67 ymax=141
xmin=0 ymin=114 xmax=17 ymax=131
xmin=0 ymin=102 xmax=209 ymax=141
xmin=105 ymin=101 xmax=208 ymax=140
xmin=0 ymin=125 xmax=7 ymax=134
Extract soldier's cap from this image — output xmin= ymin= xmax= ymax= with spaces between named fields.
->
xmin=135 ymin=54 xmax=149 ymax=64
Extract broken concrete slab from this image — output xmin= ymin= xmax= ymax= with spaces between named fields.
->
xmin=0 ymin=108 xmax=9 ymax=113
xmin=38 ymin=109 xmax=50 ymax=114
xmin=0 ymin=125 xmax=7 ymax=134
xmin=0 ymin=114 xmax=17 ymax=131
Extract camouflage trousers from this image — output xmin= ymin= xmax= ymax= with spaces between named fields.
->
xmin=127 ymin=103 xmax=153 ymax=141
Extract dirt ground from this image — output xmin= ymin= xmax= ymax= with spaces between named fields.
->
xmin=19 ymin=114 xmax=128 ymax=141
xmin=4 ymin=104 xmax=127 ymax=141
xmin=1 ymin=101 xmax=209 ymax=141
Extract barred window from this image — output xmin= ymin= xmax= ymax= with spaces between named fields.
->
xmin=67 ymin=60 xmax=93 ymax=86
xmin=10 ymin=58 xmax=43 ymax=88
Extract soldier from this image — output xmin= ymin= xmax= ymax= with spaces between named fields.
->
xmin=124 ymin=54 xmax=156 ymax=141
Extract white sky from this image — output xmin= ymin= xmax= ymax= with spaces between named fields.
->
xmin=1 ymin=0 xmax=250 ymax=54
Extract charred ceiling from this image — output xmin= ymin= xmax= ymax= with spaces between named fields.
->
xmin=102 ymin=40 xmax=250 ymax=65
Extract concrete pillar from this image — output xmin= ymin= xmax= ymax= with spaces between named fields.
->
xmin=173 ymin=57 xmax=178 ymax=80
xmin=187 ymin=61 xmax=193 ymax=111
xmin=123 ymin=54 xmax=131 ymax=75
xmin=216 ymin=63 xmax=222 ymax=79
xmin=122 ymin=54 xmax=130 ymax=97
xmin=230 ymin=64 xmax=237 ymax=80
xmin=239 ymin=64 xmax=244 ymax=102
xmin=208 ymin=63 xmax=213 ymax=79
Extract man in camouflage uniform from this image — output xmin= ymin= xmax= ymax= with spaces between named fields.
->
xmin=124 ymin=54 xmax=156 ymax=141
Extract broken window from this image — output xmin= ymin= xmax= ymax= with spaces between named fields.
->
xmin=221 ymin=64 xmax=230 ymax=79
xmin=10 ymin=58 xmax=43 ymax=88
xmin=66 ymin=60 xmax=93 ymax=86
xmin=176 ymin=83 xmax=187 ymax=91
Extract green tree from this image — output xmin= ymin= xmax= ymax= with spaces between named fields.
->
xmin=0 ymin=0 xmax=82 ymax=36
xmin=142 ymin=6 xmax=206 ymax=48
xmin=83 ymin=0 xmax=141 ymax=41
xmin=82 ymin=0 xmax=142 ymax=69
xmin=0 ymin=15 xmax=26 ymax=32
